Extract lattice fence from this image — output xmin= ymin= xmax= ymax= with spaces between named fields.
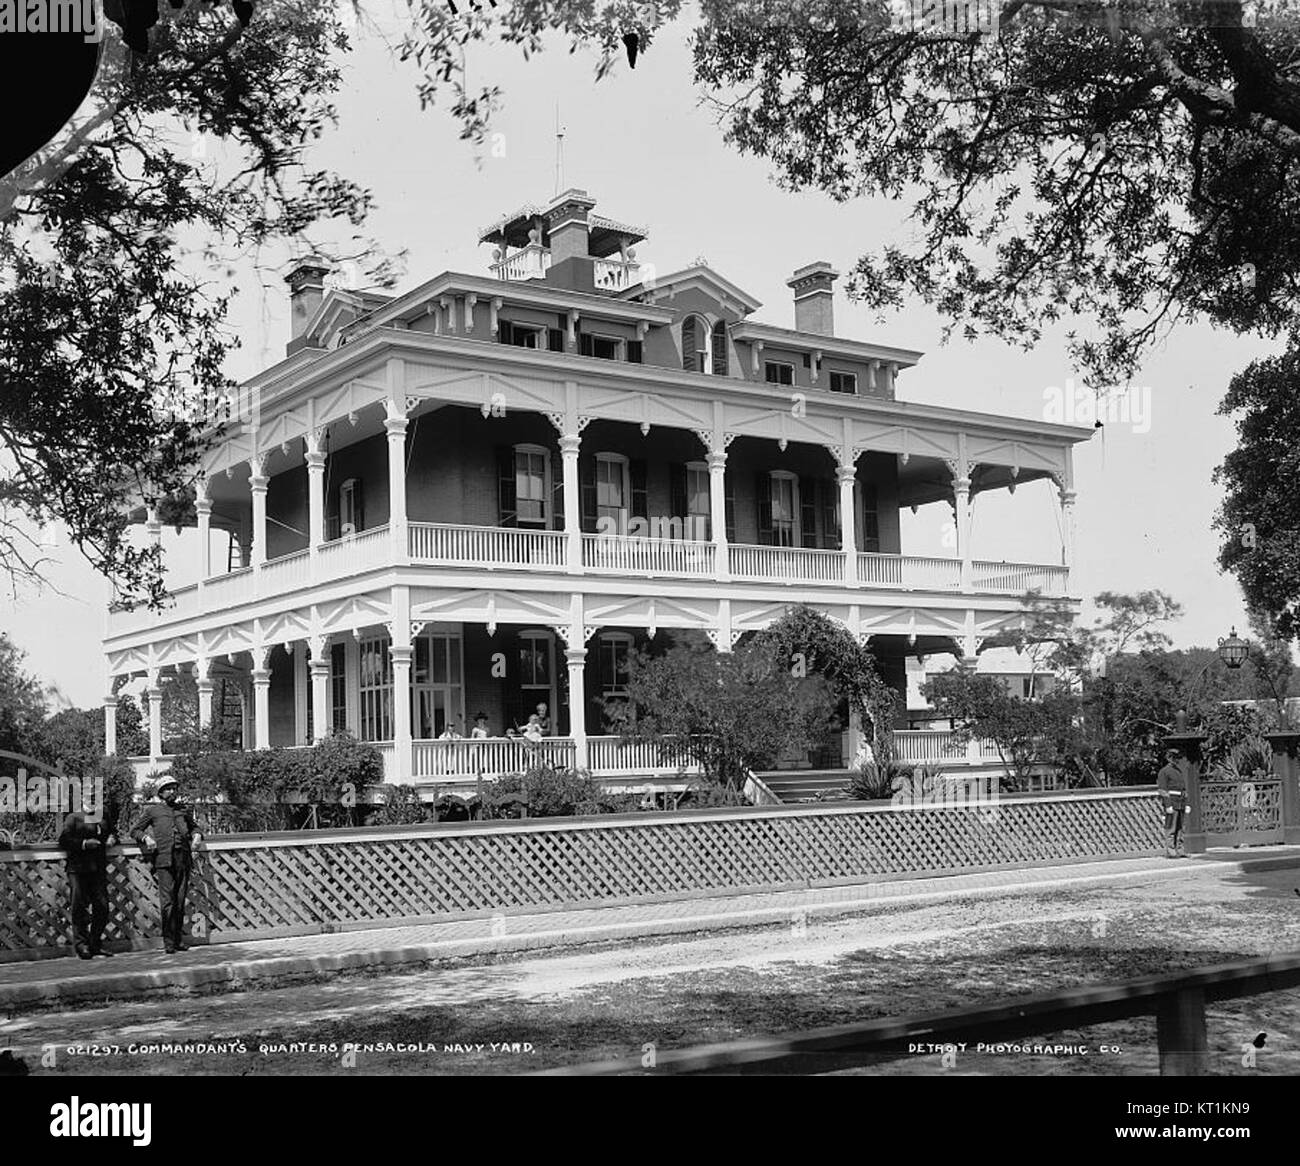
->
xmin=0 ymin=792 xmax=1164 ymax=956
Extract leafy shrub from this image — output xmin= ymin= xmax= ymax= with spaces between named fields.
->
xmin=480 ymin=766 xmax=638 ymax=819
xmin=849 ymin=759 xmax=914 ymax=801
xmin=365 ymin=783 xmax=431 ymax=826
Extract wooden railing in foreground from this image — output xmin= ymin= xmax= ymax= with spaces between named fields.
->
xmin=535 ymin=951 xmax=1300 ymax=1077
xmin=0 ymin=791 xmax=1161 ymax=957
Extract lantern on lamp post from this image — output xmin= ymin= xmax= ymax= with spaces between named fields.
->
xmin=1218 ymin=627 xmax=1250 ymax=671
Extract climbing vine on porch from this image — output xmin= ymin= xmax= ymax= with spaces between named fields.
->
xmin=753 ymin=606 xmax=900 ymax=761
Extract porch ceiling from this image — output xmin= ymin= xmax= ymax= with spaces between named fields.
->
xmin=897 ymin=456 xmax=1057 ymax=508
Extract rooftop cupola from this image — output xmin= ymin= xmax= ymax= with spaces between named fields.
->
xmin=479 ymin=190 xmax=648 ymax=293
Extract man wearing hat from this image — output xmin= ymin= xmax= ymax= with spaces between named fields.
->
xmin=130 ymin=777 xmax=204 ymax=954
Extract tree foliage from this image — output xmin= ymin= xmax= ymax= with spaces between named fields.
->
xmin=610 ymin=639 xmax=837 ymax=795
xmin=404 ymin=0 xmax=1300 ymax=381
xmin=1 ymin=1 xmax=383 ymax=604
xmin=1214 ymin=350 xmax=1300 ymax=638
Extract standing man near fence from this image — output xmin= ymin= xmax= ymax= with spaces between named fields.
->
xmin=1157 ymin=748 xmax=1188 ymax=858
xmin=57 ymin=809 xmax=116 ymax=959
xmin=130 ymin=777 xmax=204 ymax=954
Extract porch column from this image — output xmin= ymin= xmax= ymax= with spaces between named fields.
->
xmin=249 ymin=453 xmax=269 ymax=569
xmin=391 ymin=645 xmax=413 ymax=782
xmin=1059 ymin=485 xmax=1077 ymax=584
xmin=949 ymin=444 xmax=973 ymax=592
xmin=846 ymin=705 xmax=862 ymax=768
xmin=103 ymin=694 xmax=119 ymax=756
xmin=306 ymin=428 xmax=327 ymax=562
xmin=390 ymin=585 xmax=414 ymax=782
xmin=145 ymin=672 xmax=163 ymax=762
xmin=195 ymin=480 xmax=212 ymax=586
xmin=310 ymin=636 xmax=331 ymax=743
xmin=561 ymin=434 xmax=583 ymax=574
xmin=566 ymin=647 xmax=589 ymax=770
xmin=708 ymin=450 xmax=729 ymax=582
xmin=238 ymin=685 xmax=251 ymax=749
xmin=837 ymin=462 xmax=858 ymax=586
xmin=251 ymin=653 xmax=271 ymax=750
xmin=196 ymin=659 xmax=214 ymax=730
xmin=385 ymin=368 xmax=409 ymax=564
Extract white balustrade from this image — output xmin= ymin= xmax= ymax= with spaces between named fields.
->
xmin=894 ymin=732 xmax=1002 ymax=765
xmin=582 ymin=533 xmax=715 ymax=576
xmin=260 ymin=547 xmax=311 ymax=593
xmin=411 ymin=736 xmax=577 ymax=779
xmin=592 ymin=258 xmax=641 ymax=290
xmin=202 ymin=566 xmax=255 ymax=610
xmin=490 ymin=243 xmax=552 ymax=282
xmin=972 ymin=561 xmax=1069 ymax=596
xmin=586 ymin=735 xmax=699 ymax=775
xmin=315 ymin=524 xmax=391 ymax=581
xmin=902 ymin=555 xmax=963 ymax=591
xmin=409 ymin=522 xmax=567 ymax=569
xmin=729 ymin=543 xmax=845 ymax=584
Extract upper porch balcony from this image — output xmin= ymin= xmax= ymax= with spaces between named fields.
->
xmin=105 ymin=518 xmax=1071 ymax=641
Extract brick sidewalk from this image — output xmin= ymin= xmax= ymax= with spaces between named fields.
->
xmin=4 ymin=847 xmax=1298 ymax=1013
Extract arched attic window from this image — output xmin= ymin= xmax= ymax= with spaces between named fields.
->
xmin=681 ymin=314 xmax=729 ymax=375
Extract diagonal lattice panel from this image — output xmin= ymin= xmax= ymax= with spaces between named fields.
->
xmin=0 ymin=793 xmax=1166 ymax=954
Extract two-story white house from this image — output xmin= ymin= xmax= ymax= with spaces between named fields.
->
xmin=102 ymin=188 xmax=1090 ymax=794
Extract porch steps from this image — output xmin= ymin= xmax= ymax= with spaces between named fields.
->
xmin=755 ymin=768 xmax=853 ymax=804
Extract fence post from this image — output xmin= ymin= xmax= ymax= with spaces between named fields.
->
xmin=1156 ymin=987 xmax=1208 ymax=1075
xmin=1265 ymin=732 xmax=1300 ymax=845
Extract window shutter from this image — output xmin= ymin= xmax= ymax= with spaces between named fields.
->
xmin=498 ymin=320 xmax=514 ymax=346
xmin=862 ymin=483 xmax=880 ymax=553
xmin=800 ymin=475 xmax=818 ymax=548
xmin=627 ymin=339 xmax=643 ymax=364
xmin=756 ymin=472 xmax=773 ymax=545
xmin=579 ymin=454 xmax=598 ymax=533
xmin=579 ymin=332 xmax=594 ymax=357
xmin=725 ymin=479 xmax=736 ymax=544
xmin=821 ymin=478 xmax=840 ymax=551
xmin=548 ymin=327 xmax=565 ymax=353
xmin=802 ymin=353 xmax=812 ymax=369
xmin=631 ymin=459 xmax=649 ymax=520
xmin=711 ymin=321 xmax=728 ymax=375
xmin=670 ymin=463 xmax=687 ymax=527
xmin=496 ymin=447 xmax=518 ymax=528
xmin=354 ymin=479 xmax=365 ymax=532
xmin=682 ymin=317 xmax=697 ymax=372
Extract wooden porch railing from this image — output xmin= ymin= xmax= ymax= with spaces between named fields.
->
xmin=729 ymin=543 xmax=845 ymax=584
xmin=409 ymin=522 xmax=566 ymax=569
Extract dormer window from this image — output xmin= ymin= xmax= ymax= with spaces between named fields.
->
xmin=681 ymin=315 xmax=728 ymax=375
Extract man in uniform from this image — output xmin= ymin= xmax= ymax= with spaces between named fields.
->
xmin=130 ymin=777 xmax=203 ymax=953
xmin=1156 ymin=748 xmax=1189 ymax=858
xmin=57 ymin=809 xmax=116 ymax=959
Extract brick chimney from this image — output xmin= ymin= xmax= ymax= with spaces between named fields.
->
xmin=786 ymin=262 xmax=839 ymax=336
xmin=543 ymin=190 xmax=598 ymax=292
xmin=285 ymin=257 xmax=330 ymax=343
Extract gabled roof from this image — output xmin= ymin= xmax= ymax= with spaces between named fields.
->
xmin=301 ymin=288 xmax=394 ymax=349
xmin=624 ymin=264 xmax=763 ymax=316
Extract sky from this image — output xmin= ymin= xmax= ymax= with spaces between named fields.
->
xmin=0 ymin=1 xmax=1281 ymax=707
